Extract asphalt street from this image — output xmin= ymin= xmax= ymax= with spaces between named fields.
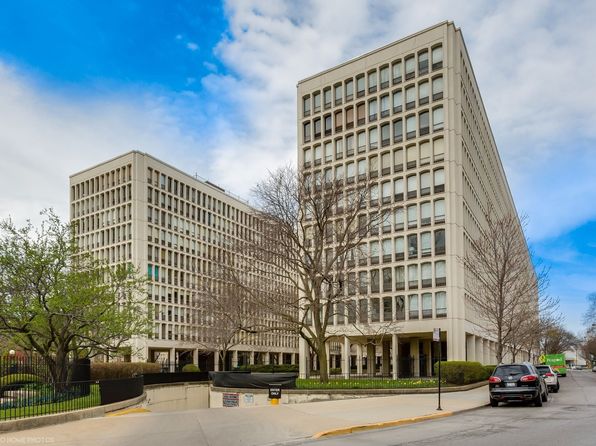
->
xmin=301 ymin=369 xmax=596 ymax=446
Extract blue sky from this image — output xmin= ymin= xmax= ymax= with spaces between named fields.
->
xmin=0 ymin=0 xmax=594 ymax=334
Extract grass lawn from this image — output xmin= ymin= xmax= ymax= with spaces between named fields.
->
xmin=296 ymin=377 xmax=449 ymax=389
xmin=0 ymin=384 xmax=100 ymax=420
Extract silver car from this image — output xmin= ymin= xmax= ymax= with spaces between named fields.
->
xmin=536 ymin=364 xmax=559 ymax=393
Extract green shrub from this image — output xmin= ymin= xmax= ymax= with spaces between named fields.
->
xmin=433 ymin=361 xmax=487 ymax=385
xmin=90 ymin=362 xmax=161 ymax=380
xmin=483 ymin=365 xmax=497 ymax=379
xmin=329 ymin=368 xmax=342 ymax=375
xmin=234 ymin=364 xmax=299 ymax=373
xmin=0 ymin=373 xmax=42 ymax=388
xmin=181 ymin=364 xmax=200 ymax=372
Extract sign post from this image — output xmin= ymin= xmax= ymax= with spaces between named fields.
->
xmin=433 ymin=328 xmax=442 ymax=411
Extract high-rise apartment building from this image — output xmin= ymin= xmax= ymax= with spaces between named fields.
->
xmin=70 ymin=151 xmax=298 ymax=370
xmin=297 ymin=21 xmax=529 ymax=377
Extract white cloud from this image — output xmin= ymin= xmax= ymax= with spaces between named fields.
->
xmin=186 ymin=42 xmax=199 ymax=51
xmin=200 ymin=0 xmax=596 ymax=241
xmin=0 ymin=61 xmax=202 ymax=226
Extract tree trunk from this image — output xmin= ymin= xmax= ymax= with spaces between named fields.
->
xmin=317 ymin=346 xmax=329 ymax=383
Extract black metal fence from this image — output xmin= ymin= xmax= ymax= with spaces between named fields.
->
xmin=143 ymin=371 xmax=209 ymax=385
xmin=0 ymin=354 xmax=52 ymax=385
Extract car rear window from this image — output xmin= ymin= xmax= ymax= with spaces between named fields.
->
xmin=493 ymin=365 xmax=528 ymax=377
xmin=535 ymin=366 xmax=550 ymax=373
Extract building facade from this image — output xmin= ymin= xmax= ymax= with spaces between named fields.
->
xmin=70 ymin=151 xmax=298 ymax=370
xmin=297 ymin=21 xmax=529 ymax=377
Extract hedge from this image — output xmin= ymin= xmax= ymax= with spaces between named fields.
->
xmin=234 ymin=364 xmax=299 ymax=373
xmin=0 ymin=373 xmax=42 ymax=388
xmin=90 ymin=362 xmax=161 ymax=380
xmin=433 ymin=361 xmax=488 ymax=385
xmin=181 ymin=364 xmax=200 ymax=372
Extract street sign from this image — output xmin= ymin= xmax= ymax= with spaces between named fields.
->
xmin=269 ymin=385 xmax=282 ymax=400
xmin=433 ymin=328 xmax=440 ymax=342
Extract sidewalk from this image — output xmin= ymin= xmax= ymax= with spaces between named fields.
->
xmin=0 ymin=386 xmax=488 ymax=446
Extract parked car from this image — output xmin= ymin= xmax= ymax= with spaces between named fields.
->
xmin=535 ymin=364 xmax=559 ymax=393
xmin=489 ymin=362 xmax=548 ymax=407
xmin=592 ymin=365 xmax=596 ymax=372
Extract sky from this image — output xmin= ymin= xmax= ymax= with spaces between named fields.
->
xmin=0 ymin=0 xmax=594 ymax=334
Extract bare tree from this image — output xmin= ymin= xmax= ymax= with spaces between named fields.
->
xmin=583 ymin=292 xmax=596 ymax=327
xmin=461 ymin=209 xmax=547 ymax=363
xmin=226 ymin=166 xmax=398 ymax=382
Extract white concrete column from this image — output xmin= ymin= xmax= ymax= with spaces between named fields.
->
xmin=232 ymin=350 xmax=238 ymax=369
xmin=483 ymin=340 xmax=489 ymax=365
xmin=299 ymin=338 xmax=308 ymax=378
xmin=411 ymin=340 xmax=420 ymax=377
xmin=342 ymin=336 xmax=351 ymax=378
xmin=169 ymin=348 xmax=176 ymax=372
xmin=382 ymin=340 xmax=391 ymax=376
xmin=476 ymin=337 xmax=484 ymax=365
xmin=264 ymin=352 xmax=270 ymax=365
xmin=466 ymin=335 xmax=475 ymax=362
xmin=291 ymin=353 xmax=296 ymax=365
xmin=325 ymin=342 xmax=331 ymax=373
xmin=392 ymin=334 xmax=399 ymax=380
xmin=356 ymin=344 xmax=363 ymax=375
xmin=249 ymin=351 xmax=255 ymax=365
xmin=214 ymin=351 xmax=220 ymax=371
xmin=424 ymin=340 xmax=432 ymax=376
xmin=366 ymin=343 xmax=376 ymax=375
xmin=192 ymin=348 xmax=198 ymax=367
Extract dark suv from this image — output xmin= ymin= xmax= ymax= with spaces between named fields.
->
xmin=489 ymin=362 xmax=548 ymax=407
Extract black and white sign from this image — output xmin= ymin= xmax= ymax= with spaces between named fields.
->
xmin=223 ymin=392 xmax=239 ymax=407
xmin=268 ymin=385 xmax=282 ymax=399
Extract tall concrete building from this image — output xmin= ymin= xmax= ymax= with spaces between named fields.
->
xmin=70 ymin=151 xmax=298 ymax=370
xmin=297 ymin=21 xmax=529 ymax=377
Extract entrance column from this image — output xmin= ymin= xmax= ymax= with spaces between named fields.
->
xmin=342 ymin=336 xmax=351 ymax=378
xmin=232 ymin=350 xmax=239 ymax=369
xmin=214 ymin=352 xmax=220 ymax=371
xmin=382 ymin=340 xmax=390 ymax=376
xmin=264 ymin=352 xmax=271 ymax=365
xmin=299 ymin=338 xmax=308 ymax=378
xmin=192 ymin=348 xmax=199 ymax=367
xmin=476 ymin=337 xmax=484 ymax=365
xmin=169 ymin=348 xmax=176 ymax=372
xmin=483 ymin=340 xmax=489 ymax=365
xmin=424 ymin=340 xmax=432 ymax=376
xmin=356 ymin=344 xmax=363 ymax=375
xmin=392 ymin=334 xmax=399 ymax=379
xmin=466 ymin=335 xmax=475 ymax=362
xmin=411 ymin=340 xmax=420 ymax=377
xmin=325 ymin=342 xmax=331 ymax=374
xmin=366 ymin=342 xmax=375 ymax=376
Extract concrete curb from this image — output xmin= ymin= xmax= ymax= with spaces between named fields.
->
xmin=312 ymin=400 xmax=490 ymax=439
xmin=0 ymin=392 xmax=147 ymax=433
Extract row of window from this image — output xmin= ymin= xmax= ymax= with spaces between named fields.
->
xmin=74 ymin=204 xmax=132 ymax=235
xmin=71 ymin=164 xmax=133 ymax=200
xmin=302 ymin=45 xmax=444 ymax=116
xmin=303 ymin=106 xmax=444 ymax=144
xmin=72 ymin=185 xmax=132 ymax=218
xmin=302 ymin=76 xmax=444 ymax=138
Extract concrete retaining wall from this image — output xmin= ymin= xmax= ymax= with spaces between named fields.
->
xmin=145 ymin=382 xmax=209 ymax=411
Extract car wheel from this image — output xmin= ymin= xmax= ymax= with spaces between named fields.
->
xmin=541 ymin=390 xmax=548 ymax=402
xmin=490 ymin=398 xmax=499 ymax=407
xmin=556 ymin=383 xmax=560 ymax=392
xmin=534 ymin=393 xmax=543 ymax=407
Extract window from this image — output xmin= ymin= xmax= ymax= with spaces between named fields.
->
xmin=346 ymin=107 xmax=354 ymax=130
xmin=368 ymin=71 xmax=377 ymax=93
xmin=346 ymin=162 xmax=355 ymax=182
xmin=419 ymin=81 xmax=429 ymax=105
xmin=406 ymin=144 xmax=416 ymax=168
xmin=335 ymin=139 xmax=344 ymax=159
xmin=432 ymin=76 xmax=444 ymax=100
xmin=435 ymin=260 xmax=446 ymax=286
xmin=369 ymin=99 xmax=378 ymax=121
xmin=357 ymin=159 xmax=367 ymax=180
xmin=436 ymin=291 xmax=447 ymax=317
xmin=422 ymin=293 xmax=432 ymax=318
xmin=314 ymin=118 xmax=321 ymax=138
xmin=393 ymin=89 xmax=403 ymax=113
xmin=303 ymin=148 xmax=312 ymax=168
xmin=405 ymin=56 xmax=415 ymax=80
xmin=407 ymin=204 xmax=417 ymax=229
xmin=348 ymin=300 xmax=357 ymax=323
xmin=324 ymin=115 xmax=332 ymax=136
xmin=434 ymin=168 xmax=445 ymax=193
xmin=407 ymin=175 xmax=417 ymax=199
xmin=394 ymin=177 xmax=404 ymax=201
xmin=432 ymin=46 xmax=443 ymax=70
xmin=346 ymin=79 xmax=354 ymax=100
xmin=383 ymin=267 xmax=392 ymax=292
xmin=420 ymin=141 xmax=431 ymax=165
xmin=383 ymin=296 xmax=392 ymax=321
xmin=380 ymin=66 xmax=389 ymax=88
xmin=357 ymin=103 xmax=366 ymax=126
xmin=395 ymin=237 xmax=405 ymax=261
xmin=408 ymin=233 xmax=418 ymax=258
xmin=393 ymin=119 xmax=403 ymax=142
xmin=324 ymin=142 xmax=333 ymax=163
xmin=357 ymin=132 xmax=366 ymax=153
xmin=433 ymin=137 xmax=445 ymax=161
xmin=314 ymin=145 xmax=322 ymax=165
xmin=334 ymin=84 xmax=343 ymax=105
xmin=395 ymin=295 xmax=405 ymax=319
xmin=418 ymin=50 xmax=429 ymax=75
xmin=357 ymin=75 xmax=365 ymax=97
xmin=371 ymin=298 xmax=380 ymax=322
xmin=420 ymin=172 xmax=431 ymax=196
xmin=381 ymin=152 xmax=391 ymax=174
xmin=369 ymin=156 xmax=379 ymax=180
xmin=408 ymin=294 xmax=419 ymax=319
xmin=382 ymin=210 xmax=391 ymax=232
xmin=346 ymin=134 xmax=354 ymax=155
xmin=359 ymin=271 xmax=368 ymax=294
xmin=394 ymin=207 xmax=404 ymax=230
xmin=392 ymin=61 xmax=402 ymax=83
xmin=303 ymin=96 xmax=311 ymax=116
xmin=359 ymin=299 xmax=368 ymax=323
xmin=421 ymin=202 xmax=431 ymax=227
xmin=433 ymin=106 xmax=444 ymax=131
xmin=382 ymin=181 xmax=391 ymax=204
xmin=381 ymin=123 xmax=390 ymax=147
xmin=369 ymin=128 xmax=378 ymax=150
xmin=406 ymin=115 xmax=416 ymax=139
xmin=313 ymin=92 xmax=321 ymax=112
xmin=395 ymin=266 xmax=405 ymax=290
xmin=394 ymin=148 xmax=404 ymax=172
xmin=370 ymin=269 xmax=380 ymax=293
xmin=421 ymin=231 xmax=432 ymax=256
xmin=421 ymin=263 xmax=432 ymax=288
xmin=337 ymin=302 xmax=345 ymax=324
xmin=434 ymin=199 xmax=445 ymax=223
xmin=419 ymin=111 xmax=429 ymax=135
xmin=324 ymin=167 xmax=332 ymax=184
xmin=435 ymin=229 xmax=445 ymax=255
xmin=380 ymin=95 xmax=390 ymax=118
xmin=303 ymin=122 xmax=311 ymax=143
xmin=406 ymin=86 xmax=416 ymax=110
xmin=324 ymin=88 xmax=332 ymax=109
xmin=335 ymin=164 xmax=344 ymax=181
